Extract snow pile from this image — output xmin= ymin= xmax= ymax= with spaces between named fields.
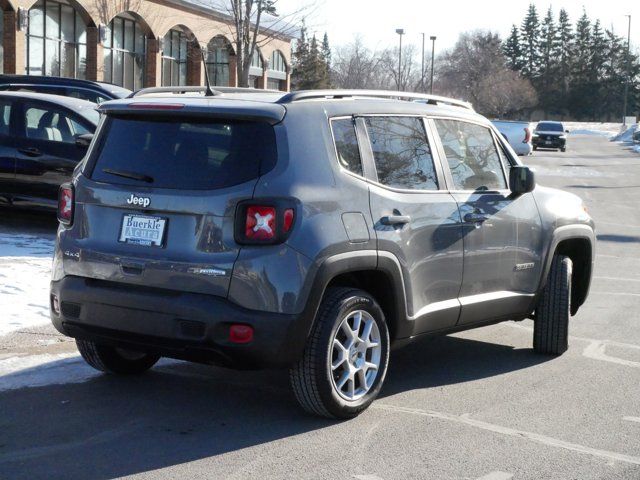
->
xmin=0 ymin=234 xmax=54 ymax=336
xmin=563 ymin=122 xmax=624 ymax=137
xmin=611 ymin=124 xmax=638 ymax=142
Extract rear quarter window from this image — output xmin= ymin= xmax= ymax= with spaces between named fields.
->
xmin=89 ymin=116 xmax=277 ymax=190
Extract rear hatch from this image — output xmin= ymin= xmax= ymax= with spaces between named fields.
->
xmin=64 ymin=99 xmax=284 ymax=297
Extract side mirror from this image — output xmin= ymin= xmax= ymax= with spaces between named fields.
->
xmin=565 ymin=129 xmax=570 ymax=133
xmin=75 ymin=133 xmax=93 ymax=148
xmin=509 ymin=165 xmax=535 ymax=195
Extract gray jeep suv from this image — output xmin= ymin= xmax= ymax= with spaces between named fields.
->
xmin=50 ymin=88 xmax=595 ymax=419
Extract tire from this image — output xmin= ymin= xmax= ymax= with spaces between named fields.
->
xmin=76 ymin=339 xmax=160 ymax=374
xmin=534 ymin=255 xmax=572 ymax=355
xmin=560 ymin=147 xmax=566 ymax=152
xmin=533 ymin=146 xmax=538 ymax=151
xmin=290 ymin=287 xmax=390 ymax=419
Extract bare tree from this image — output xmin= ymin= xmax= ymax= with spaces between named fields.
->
xmin=436 ymin=30 xmax=536 ymax=116
xmin=380 ymin=44 xmax=424 ymax=91
xmin=331 ymin=36 xmax=392 ymax=89
xmin=194 ymin=0 xmax=315 ymax=87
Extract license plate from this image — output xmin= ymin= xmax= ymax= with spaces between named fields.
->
xmin=545 ymin=140 xmax=552 ymax=145
xmin=119 ymin=214 xmax=167 ymax=247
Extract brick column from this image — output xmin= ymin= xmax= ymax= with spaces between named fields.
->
xmin=145 ymin=38 xmax=160 ymax=87
xmin=3 ymin=10 xmax=18 ymax=74
xmin=187 ymin=42 xmax=201 ymax=86
xmin=85 ymin=26 xmax=100 ymax=81
xmin=228 ymin=55 xmax=237 ymax=87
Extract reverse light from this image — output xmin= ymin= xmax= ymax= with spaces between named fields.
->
xmin=229 ymin=324 xmax=254 ymax=344
xmin=57 ymin=183 xmax=74 ymax=225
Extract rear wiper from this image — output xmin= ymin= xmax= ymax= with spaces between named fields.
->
xmin=102 ymin=168 xmax=154 ymax=183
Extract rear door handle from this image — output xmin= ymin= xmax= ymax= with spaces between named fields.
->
xmin=463 ymin=212 xmax=489 ymax=223
xmin=381 ymin=215 xmax=411 ymax=226
xmin=18 ymin=147 xmax=42 ymax=157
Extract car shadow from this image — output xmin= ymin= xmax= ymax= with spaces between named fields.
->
xmin=0 ymin=334 xmax=550 ymax=480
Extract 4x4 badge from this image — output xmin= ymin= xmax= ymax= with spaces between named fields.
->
xmin=126 ymin=194 xmax=151 ymax=208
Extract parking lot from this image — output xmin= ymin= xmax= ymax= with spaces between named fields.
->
xmin=1 ymin=134 xmax=639 ymax=480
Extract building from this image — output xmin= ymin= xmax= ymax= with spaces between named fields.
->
xmin=0 ymin=0 xmax=293 ymax=91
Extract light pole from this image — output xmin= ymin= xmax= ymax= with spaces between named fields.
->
xmin=429 ymin=36 xmax=437 ymax=94
xmin=396 ymin=28 xmax=405 ymax=91
xmin=420 ymin=33 xmax=426 ymax=92
xmin=622 ymin=15 xmax=632 ymax=125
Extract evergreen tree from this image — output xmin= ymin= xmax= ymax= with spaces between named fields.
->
xmin=570 ymin=11 xmax=592 ymax=118
xmin=290 ymin=20 xmax=309 ymax=90
xmin=588 ymin=20 xmax=607 ymax=119
xmin=538 ymin=7 xmax=557 ymax=114
xmin=322 ymin=33 xmax=331 ymax=69
xmin=520 ymin=4 xmax=541 ymax=79
xmin=553 ymin=8 xmax=573 ymax=100
xmin=503 ymin=25 xmax=524 ymax=71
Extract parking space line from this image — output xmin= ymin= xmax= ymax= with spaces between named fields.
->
xmin=353 ymin=475 xmax=385 ymax=480
xmin=373 ymin=404 xmax=640 ymax=466
xmin=476 ymin=472 xmax=513 ymax=480
xmin=623 ymin=417 xmax=640 ymax=425
xmin=594 ymin=276 xmax=640 ymax=283
xmin=590 ymin=291 xmax=640 ymax=297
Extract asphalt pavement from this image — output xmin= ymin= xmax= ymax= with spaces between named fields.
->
xmin=1 ymin=135 xmax=639 ymax=480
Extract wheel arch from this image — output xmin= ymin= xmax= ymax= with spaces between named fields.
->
xmin=297 ymin=250 xmax=409 ymax=345
xmin=539 ymin=225 xmax=595 ymax=315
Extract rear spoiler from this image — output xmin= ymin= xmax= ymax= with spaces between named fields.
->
xmin=97 ymin=99 xmax=286 ymax=125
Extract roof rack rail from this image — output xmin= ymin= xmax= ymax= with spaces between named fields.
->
xmin=210 ymin=86 xmax=282 ymax=94
xmin=276 ymin=90 xmax=473 ymax=110
xmin=129 ymin=86 xmax=223 ymax=98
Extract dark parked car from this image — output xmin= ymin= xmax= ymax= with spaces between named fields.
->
xmin=0 ymin=75 xmax=131 ymax=104
xmin=0 ymin=91 xmax=99 ymax=210
xmin=532 ymin=121 xmax=568 ymax=152
xmin=50 ymin=89 xmax=595 ymax=419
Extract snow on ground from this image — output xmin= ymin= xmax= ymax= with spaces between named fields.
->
xmin=0 ymin=233 xmax=54 ymax=336
xmin=611 ymin=123 xmax=638 ymax=143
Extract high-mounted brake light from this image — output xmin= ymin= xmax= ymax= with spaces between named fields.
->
xmin=57 ymin=184 xmax=74 ymax=225
xmin=128 ymin=103 xmax=185 ymax=110
xmin=235 ymin=201 xmax=297 ymax=245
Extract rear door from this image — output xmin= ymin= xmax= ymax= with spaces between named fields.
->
xmin=431 ymin=118 xmax=543 ymax=325
xmin=362 ymin=115 xmax=464 ymax=333
xmin=13 ymin=100 xmax=94 ymax=207
xmin=66 ymin=113 xmax=279 ymax=297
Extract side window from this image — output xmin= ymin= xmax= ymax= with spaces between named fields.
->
xmin=331 ymin=118 xmax=363 ymax=176
xmin=365 ymin=116 xmax=438 ymax=190
xmin=434 ymin=119 xmax=507 ymax=191
xmin=24 ymin=105 xmax=81 ymax=144
xmin=0 ymin=100 xmax=11 ymax=136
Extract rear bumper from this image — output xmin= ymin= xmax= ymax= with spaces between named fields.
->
xmin=50 ymin=276 xmax=310 ymax=369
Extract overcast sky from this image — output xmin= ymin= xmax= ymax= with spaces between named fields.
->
xmin=278 ymin=0 xmax=638 ymax=54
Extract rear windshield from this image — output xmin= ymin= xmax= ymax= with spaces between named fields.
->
xmin=90 ymin=116 xmax=277 ymax=190
xmin=536 ymin=122 xmax=563 ymax=132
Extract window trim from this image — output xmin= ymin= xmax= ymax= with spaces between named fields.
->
xmin=19 ymin=100 xmax=95 ymax=144
xmin=358 ymin=114 xmax=445 ymax=194
xmin=429 ymin=116 xmax=511 ymax=195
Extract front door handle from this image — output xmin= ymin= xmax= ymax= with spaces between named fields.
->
xmin=463 ymin=212 xmax=489 ymax=223
xmin=18 ymin=147 xmax=42 ymax=157
xmin=381 ymin=215 xmax=411 ymax=226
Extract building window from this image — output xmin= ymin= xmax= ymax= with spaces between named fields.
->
xmin=248 ymin=50 xmax=263 ymax=88
xmin=162 ymin=29 xmax=189 ymax=86
xmin=267 ymin=50 xmax=287 ymax=91
xmin=103 ymin=14 xmax=146 ymax=90
xmin=206 ymin=37 xmax=231 ymax=86
xmin=26 ymin=0 xmax=87 ymax=78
